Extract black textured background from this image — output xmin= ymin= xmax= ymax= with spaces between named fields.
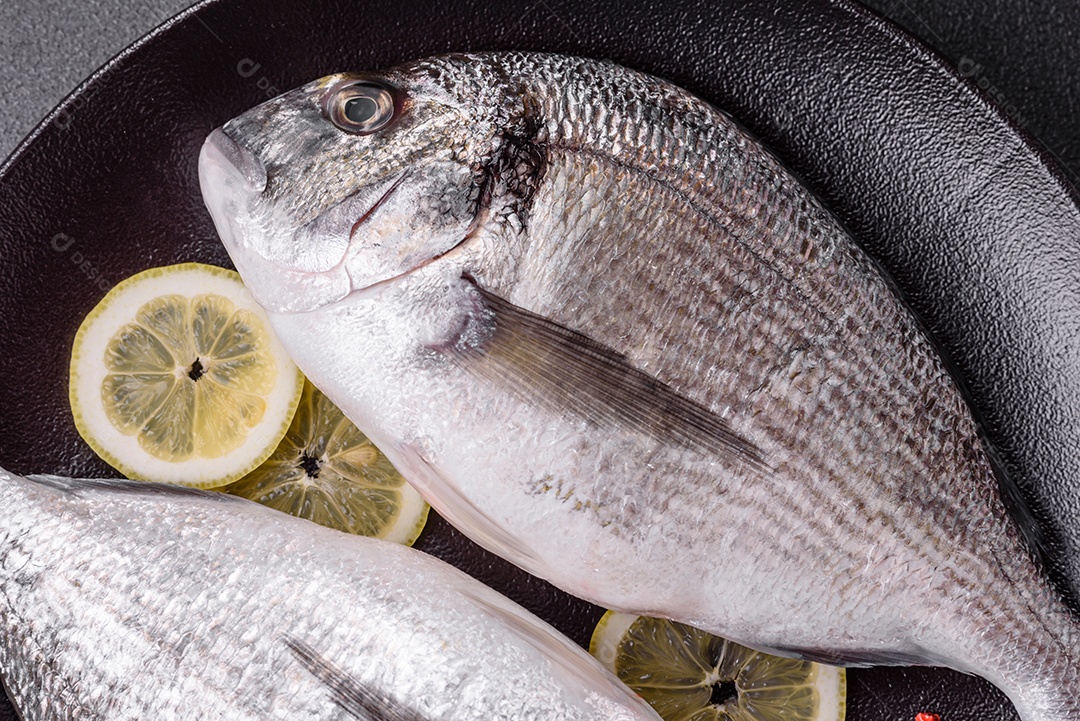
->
xmin=865 ymin=0 xmax=1080 ymax=185
xmin=3 ymin=0 xmax=1080 ymax=177
xmin=1 ymin=1 xmax=1079 ymax=720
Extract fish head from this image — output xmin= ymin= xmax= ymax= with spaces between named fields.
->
xmin=199 ymin=59 xmax=509 ymax=313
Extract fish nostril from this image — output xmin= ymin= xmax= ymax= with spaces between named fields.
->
xmin=206 ymin=127 xmax=268 ymax=193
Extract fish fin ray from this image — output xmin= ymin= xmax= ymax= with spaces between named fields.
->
xmin=23 ymin=474 xmax=243 ymax=501
xmin=981 ymin=438 xmax=1055 ymax=583
xmin=448 ymin=279 xmax=769 ymax=473
xmin=285 ymin=636 xmax=423 ymax=721
xmin=393 ymin=446 xmax=545 ymax=571
xmin=769 ymin=645 xmax=930 ymax=668
xmin=462 ymin=592 xmax=631 ymax=696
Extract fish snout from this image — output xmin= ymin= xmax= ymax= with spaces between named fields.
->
xmin=204 ymin=128 xmax=267 ymax=194
xmin=200 ymin=129 xmax=352 ymax=314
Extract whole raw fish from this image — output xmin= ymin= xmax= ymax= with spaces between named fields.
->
xmin=0 ymin=468 xmax=660 ymax=720
xmin=199 ymin=52 xmax=1080 ymax=720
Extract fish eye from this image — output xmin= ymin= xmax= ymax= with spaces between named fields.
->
xmin=325 ymin=82 xmax=397 ymax=134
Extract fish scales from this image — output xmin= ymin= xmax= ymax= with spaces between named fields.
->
xmin=493 ymin=122 xmax=948 ymax=567
xmin=523 ymin=60 xmax=1074 ymax=693
xmin=517 ymin=138 xmax=989 ymax=609
xmin=527 ymin=65 xmax=1013 ymax=537
xmin=199 ymin=52 xmax=1080 ymax=720
xmin=0 ymin=471 xmax=661 ymax=720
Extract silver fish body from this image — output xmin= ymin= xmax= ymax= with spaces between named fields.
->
xmin=0 ymin=469 xmax=660 ymax=721
xmin=199 ymin=53 xmax=1080 ymax=720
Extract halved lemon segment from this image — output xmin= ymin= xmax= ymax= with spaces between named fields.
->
xmin=590 ymin=612 xmax=846 ymax=721
xmin=70 ymin=263 xmax=303 ymax=488
xmin=225 ymin=381 xmax=430 ymax=545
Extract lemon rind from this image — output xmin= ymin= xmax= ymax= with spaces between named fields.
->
xmin=379 ymin=480 xmax=430 ymax=547
xmin=70 ymin=263 xmax=304 ymax=488
xmin=814 ymin=665 xmax=847 ymax=721
xmin=589 ymin=610 xmax=640 ymax=673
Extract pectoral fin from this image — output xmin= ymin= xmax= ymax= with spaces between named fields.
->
xmin=445 ymin=279 xmax=768 ymax=473
xmin=285 ymin=636 xmax=424 ymax=721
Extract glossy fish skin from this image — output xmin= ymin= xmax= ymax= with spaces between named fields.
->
xmin=0 ymin=469 xmax=660 ymax=721
xmin=199 ymin=53 xmax=1080 ymax=720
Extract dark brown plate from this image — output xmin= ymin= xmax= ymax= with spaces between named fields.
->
xmin=3 ymin=0 xmax=1080 ymax=719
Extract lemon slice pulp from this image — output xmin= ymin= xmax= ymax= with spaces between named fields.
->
xmin=70 ymin=263 xmax=303 ymax=488
xmin=590 ymin=612 xmax=846 ymax=721
xmin=225 ymin=381 xmax=429 ymax=545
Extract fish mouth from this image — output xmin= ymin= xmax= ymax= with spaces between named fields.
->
xmin=199 ymin=128 xmax=409 ymax=314
xmin=203 ymin=128 xmax=267 ymax=193
xmin=349 ymin=174 xmax=407 ymax=241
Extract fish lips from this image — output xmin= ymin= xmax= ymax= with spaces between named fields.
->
xmin=198 ymin=130 xmax=354 ymax=315
xmin=200 ymin=129 xmax=464 ymax=315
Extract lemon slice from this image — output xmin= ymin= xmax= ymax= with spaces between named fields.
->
xmin=225 ymin=381 xmax=430 ymax=545
xmin=590 ymin=612 xmax=846 ymax=721
xmin=70 ymin=263 xmax=304 ymax=488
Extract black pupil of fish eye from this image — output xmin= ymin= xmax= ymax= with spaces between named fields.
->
xmin=344 ymin=95 xmax=379 ymax=125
